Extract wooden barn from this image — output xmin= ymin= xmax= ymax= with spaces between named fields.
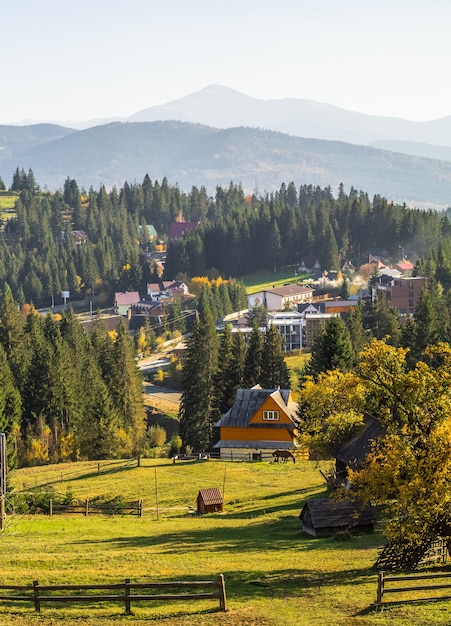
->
xmin=335 ymin=415 xmax=386 ymax=483
xmin=197 ymin=488 xmax=224 ymax=514
xmin=299 ymin=498 xmax=374 ymax=537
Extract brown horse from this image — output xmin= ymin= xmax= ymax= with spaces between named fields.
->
xmin=272 ymin=449 xmax=295 ymax=463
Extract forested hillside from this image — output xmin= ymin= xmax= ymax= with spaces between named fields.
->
xmin=4 ymin=121 xmax=451 ymax=207
xmin=2 ymin=172 xmax=451 ymax=308
xmin=2 ymin=171 xmax=451 ymax=470
xmin=0 ymin=291 xmax=146 ymax=467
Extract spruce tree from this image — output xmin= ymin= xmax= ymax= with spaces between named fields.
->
xmin=111 ymin=319 xmax=147 ymax=457
xmin=0 ymin=287 xmax=30 ymax=392
xmin=306 ymin=316 xmax=354 ymax=380
xmin=179 ymin=310 xmax=218 ymax=451
xmin=347 ymin=300 xmax=368 ymax=362
xmin=243 ymin=323 xmax=263 ymax=387
xmin=260 ymin=325 xmax=291 ymax=389
xmin=414 ymin=282 xmax=441 ymax=352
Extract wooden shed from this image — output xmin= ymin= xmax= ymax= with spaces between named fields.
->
xmin=299 ymin=498 xmax=374 ymax=537
xmin=335 ymin=415 xmax=386 ymax=483
xmin=197 ymin=488 xmax=224 ymax=514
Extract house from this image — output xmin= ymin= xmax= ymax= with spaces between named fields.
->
xmin=323 ymin=300 xmax=359 ymax=315
xmin=396 ymin=261 xmax=414 ymax=276
xmin=197 ymin=488 xmax=224 ymax=514
xmin=267 ymin=312 xmax=303 ymax=351
xmin=248 ymin=285 xmax=314 ymax=312
xmin=299 ymin=498 xmax=375 ymax=537
xmin=372 ymin=275 xmax=426 ymax=315
xmin=303 ymin=313 xmax=338 ymax=348
xmin=71 ymin=229 xmax=87 ymax=245
xmin=114 ymin=291 xmax=141 ymax=316
xmin=341 ymin=259 xmax=356 ymax=275
xmin=335 ymin=415 xmax=387 ymax=483
xmin=138 ymin=224 xmax=158 ymax=241
xmin=214 ymin=385 xmax=299 ymax=457
xmin=147 ymin=280 xmax=190 ymax=301
xmin=168 ymin=221 xmax=198 ymax=242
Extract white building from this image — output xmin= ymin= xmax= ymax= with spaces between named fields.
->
xmin=248 ymin=285 xmax=314 ymax=312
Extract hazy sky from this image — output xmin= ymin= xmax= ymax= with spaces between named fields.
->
xmin=2 ymin=0 xmax=451 ymax=124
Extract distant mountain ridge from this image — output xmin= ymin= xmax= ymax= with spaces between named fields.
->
xmin=128 ymin=85 xmax=451 ymax=149
xmin=1 ymin=120 xmax=451 ymax=209
xmin=1 ymin=86 xmax=451 ymax=208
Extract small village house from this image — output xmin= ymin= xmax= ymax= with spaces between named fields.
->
xmin=114 ymin=291 xmax=141 ymax=316
xmin=168 ymin=220 xmax=199 ymax=242
xmin=214 ymin=385 xmax=298 ymax=457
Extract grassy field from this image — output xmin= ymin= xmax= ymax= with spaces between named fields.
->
xmin=3 ymin=459 xmax=451 ymax=625
xmin=0 ymin=193 xmax=18 ymax=210
xmin=241 ymin=266 xmax=311 ymax=294
xmin=285 ymin=351 xmax=309 ymax=394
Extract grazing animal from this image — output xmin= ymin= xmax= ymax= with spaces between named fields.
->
xmin=272 ymin=449 xmax=295 ymax=463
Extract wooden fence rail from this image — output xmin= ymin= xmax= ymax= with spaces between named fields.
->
xmin=49 ymin=498 xmax=143 ymax=517
xmin=0 ymin=576 xmax=227 ymax=614
xmin=376 ymin=570 xmax=451 ymax=609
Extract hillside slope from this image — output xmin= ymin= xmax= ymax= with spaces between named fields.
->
xmin=2 ymin=120 xmax=451 ymax=208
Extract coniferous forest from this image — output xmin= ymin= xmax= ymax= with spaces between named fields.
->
xmin=3 ymin=171 xmax=451 ymax=307
xmin=3 ymin=170 xmax=451 ymax=465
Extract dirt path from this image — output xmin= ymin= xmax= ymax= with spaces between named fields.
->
xmin=143 ymin=383 xmax=181 ymax=414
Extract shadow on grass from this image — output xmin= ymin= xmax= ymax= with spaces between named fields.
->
xmin=71 ymin=514 xmax=384 ymax=558
xmin=223 ymin=485 xmax=327 ymax=519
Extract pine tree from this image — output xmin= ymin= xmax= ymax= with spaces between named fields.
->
xmin=0 ymin=343 xmax=22 ymax=467
xmin=306 ymin=316 xmax=354 ymax=380
xmin=111 ymin=319 xmax=147 ymax=457
xmin=347 ymin=300 xmax=368 ymax=362
xmin=210 ymin=324 xmax=234 ymax=427
xmin=179 ymin=311 xmax=218 ymax=451
xmin=414 ymin=282 xmax=441 ymax=353
xmin=0 ymin=287 xmax=30 ymax=391
xmin=243 ymin=323 xmax=263 ymax=387
xmin=370 ymin=293 xmax=401 ymax=346
xmin=260 ymin=325 xmax=291 ymax=389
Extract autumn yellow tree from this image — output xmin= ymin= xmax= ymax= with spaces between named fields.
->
xmin=298 ymin=369 xmax=366 ymax=457
xmin=350 ymin=340 xmax=451 ymax=568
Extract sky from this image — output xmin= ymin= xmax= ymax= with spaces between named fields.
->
xmin=2 ymin=0 xmax=451 ymax=125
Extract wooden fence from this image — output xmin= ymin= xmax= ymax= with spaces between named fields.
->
xmin=0 ymin=576 xmax=227 ymax=614
xmin=375 ymin=570 xmax=451 ymax=609
xmin=49 ymin=498 xmax=143 ymax=517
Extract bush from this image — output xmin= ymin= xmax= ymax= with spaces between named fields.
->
xmin=8 ymin=486 xmax=73 ymax=514
xmin=168 ymin=435 xmax=182 ymax=457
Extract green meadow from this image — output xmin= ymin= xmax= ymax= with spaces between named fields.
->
xmin=241 ymin=266 xmax=310 ymax=294
xmin=0 ymin=192 xmax=18 ymax=211
xmin=3 ymin=458 xmax=451 ymax=625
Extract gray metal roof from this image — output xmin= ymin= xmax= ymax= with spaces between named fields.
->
xmin=215 ymin=386 xmax=298 ymax=428
xmin=299 ymin=498 xmax=374 ymax=529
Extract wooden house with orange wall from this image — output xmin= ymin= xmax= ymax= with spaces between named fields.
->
xmin=214 ymin=385 xmax=298 ymax=457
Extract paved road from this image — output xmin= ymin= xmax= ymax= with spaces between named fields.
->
xmin=143 ymin=383 xmax=181 ymax=406
xmin=138 ymin=356 xmax=171 ymax=373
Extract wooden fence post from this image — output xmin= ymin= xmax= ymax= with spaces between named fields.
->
xmin=49 ymin=499 xmax=53 ymax=517
xmin=218 ymin=574 xmax=227 ymax=611
xmin=85 ymin=500 xmax=89 ymax=516
xmin=376 ymin=571 xmax=384 ymax=609
xmin=138 ymin=499 xmax=143 ymax=517
xmin=33 ymin=580 xmax=40 ymax=612
xmin=125 ymin=578 xmax=131 ymax=614
xmin=0 ymin=495 xmax=5 ymax=530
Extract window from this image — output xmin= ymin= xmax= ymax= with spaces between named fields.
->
xmin=263 ymin=410 xmax=279 ymax=421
